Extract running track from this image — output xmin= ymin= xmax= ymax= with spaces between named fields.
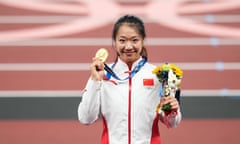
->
xmin=0 ymin=0 xmax=240 ymax=144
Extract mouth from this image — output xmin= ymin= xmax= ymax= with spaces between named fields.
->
xmin=122 ymin=51 xmax=136 ymax=56
xmin=122 ymin=49 xmax=137 ymax=54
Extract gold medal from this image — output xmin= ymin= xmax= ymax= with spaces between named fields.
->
xmin=95 ymin=48 xmax=109 ymax=62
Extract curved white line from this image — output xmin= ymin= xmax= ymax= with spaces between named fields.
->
xmin=0 ymin=0 xmax=119 ymax=42
xmin=0 ymin=0 xmax=118 ymax=42
xmin=0 ymin=0 xmax=87 ymax=14
xmin=147 ymin=0 xmax=240 ymax=38
xmin=0 ymin=0 xmax=240 ymax=42
xmin=178 ymin=0 xmax=240 ymax=14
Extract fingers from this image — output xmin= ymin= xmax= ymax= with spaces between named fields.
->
xmin=160 ymin=96 xmax=179 ymax=110
xmin=90 ymin=57 xmax=105 ymax=81
xmin=92 ymin=57 xmax=104 ymax=71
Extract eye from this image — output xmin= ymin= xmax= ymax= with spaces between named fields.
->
xmin=132 ymin=38 xmax=139 ymax=43
xmin=119 ymin=39 xmax=125 ymax=43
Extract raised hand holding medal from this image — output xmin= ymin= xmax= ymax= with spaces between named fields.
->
xmin=95 ymin=48 xmax=109 ymax=63
xmin=91 ymin=48 xmax=109 ymax=81
xmin=94 ymin=48 xmax=115 ymax=76
xmin=92 ymin=48 xmax=126 ymax=81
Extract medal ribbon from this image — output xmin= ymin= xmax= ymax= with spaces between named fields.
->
xmin=104 ymin=57 xmax=147 ymax=81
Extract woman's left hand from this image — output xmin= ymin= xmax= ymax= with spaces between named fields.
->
xmin=159 ymin=96 xmax=179 ymax=111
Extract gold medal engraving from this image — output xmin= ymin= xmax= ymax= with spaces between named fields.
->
xmin=95 ymin=48 xmax=109 ymax=62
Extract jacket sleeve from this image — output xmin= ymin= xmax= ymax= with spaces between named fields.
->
xmin=159 ymin=108 xmax=182 ymax=128
xmin=78 ymin=78 xmax=102 ymax=124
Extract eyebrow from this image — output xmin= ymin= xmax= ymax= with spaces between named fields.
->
xmin=118 ymin=35 xmax=140 ymax=39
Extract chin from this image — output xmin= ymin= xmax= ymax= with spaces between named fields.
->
xmin=120 ymin=53 xmax=140 ymax=62
xmin=126 ymin=57 xmax=139 ymax=63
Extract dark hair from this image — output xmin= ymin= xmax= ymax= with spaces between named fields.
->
xmin=112 ymin=15 xmax=148 ymax=60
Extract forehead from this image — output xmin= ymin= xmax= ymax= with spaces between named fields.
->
xmin=116 ymin=24 xmax=141 ymax=38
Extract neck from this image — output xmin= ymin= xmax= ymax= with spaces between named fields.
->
xmin=123 ymin=57 xmax=142 ymax=70
xmin=127 ymin=62 xmax=132 ymax=70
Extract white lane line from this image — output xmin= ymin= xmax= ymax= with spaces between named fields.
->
xmin=0 ymin=38 xmax=240 ymax=46
xmin=0 ymin=62 xmax=240 ymax=71
xmin=0 ymin=63 xmax=91 ymax=71
xmin=0 ymin=89 xmax=239 ymax=97
xmin=0 ymin=15 xmax=240 ymax=23
xmin=182 ymin=89 xmax=240 ymax=97
xmin=0 ymin=90 xmax=84 ymax=97
xmin=0 ymin=16 xmax=81 ymax=23
xmin=182 ymin=15 xmax=240 ymax=23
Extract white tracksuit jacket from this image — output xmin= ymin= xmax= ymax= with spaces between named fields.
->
xmin=78 ymin=57 xmax=181 ymax=144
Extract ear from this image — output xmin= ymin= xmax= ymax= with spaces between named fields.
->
xmin=112 ymin=41 xmax=116 ymax=50
xmin=143 ymin=38 xmax=147 ymax=45
xmin=111 ymin=41 xmax=119 ymax=57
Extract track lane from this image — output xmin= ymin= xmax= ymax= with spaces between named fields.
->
xmin=0 ymin=70 xmax=239 ymax=90
xmin=0 ymin=119 xmax=239 ymax=144
xmin=0 ymin=45 xmax=239 ymax=63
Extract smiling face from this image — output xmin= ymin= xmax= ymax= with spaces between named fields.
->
xmin=114 ymin=23 xmax=144 ymax=66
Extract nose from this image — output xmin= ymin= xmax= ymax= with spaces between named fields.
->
xmin=125 ymin=41 xmax=133 ymax=49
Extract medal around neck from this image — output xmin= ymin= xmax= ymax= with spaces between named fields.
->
xmin=95 ymin=48 xmax=109 ymax=62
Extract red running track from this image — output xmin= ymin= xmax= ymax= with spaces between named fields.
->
xmin=1 ymin=119 xmax=240 ymax=144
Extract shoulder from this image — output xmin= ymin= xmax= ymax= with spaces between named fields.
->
xmin=140 ymin=62 xmax=157 ymax=76
xmin=144 ymin=62 xmax=156 ymax=69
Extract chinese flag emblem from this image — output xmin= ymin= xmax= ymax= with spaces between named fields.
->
xmin=143 ymin=79 xmax=154 ymax=86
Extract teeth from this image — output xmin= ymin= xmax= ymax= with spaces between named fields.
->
xmin=123 ymin=50 xmax=136 ymax=53
xmin=95 ymin=48 xmax=109 ymax=62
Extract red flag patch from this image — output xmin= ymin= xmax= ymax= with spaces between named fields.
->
xmin=143 ymin=79 xmax=154 ymax=86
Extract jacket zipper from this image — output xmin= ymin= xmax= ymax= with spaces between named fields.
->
xmin=128 ymin=76 xmax=132 ymax=144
